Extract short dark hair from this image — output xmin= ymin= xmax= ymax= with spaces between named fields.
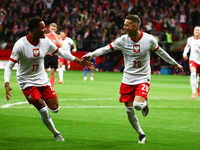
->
xmin=60 ymin=30 xmax=65 ymax=33
xmin=28 ymin=17 xmax=43 ymax=32
xmin=125 ymin=15 xmax=141 ymax=26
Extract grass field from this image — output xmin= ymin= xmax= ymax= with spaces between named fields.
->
xmin=1 ymin=69 xmax=200 ymax=150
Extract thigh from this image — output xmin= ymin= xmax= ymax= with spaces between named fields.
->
xmin=39 ymin=85 xmax=59 ymax=110
xmin=119 ymin=82 xmax=150 ymax=103
xmin=44 ymin=97 xmax=59 ymax=110
xmin=135 ymin=83 xmax=150 ymax=100
xmin=189 ymin=61 xmax=197 ymax=72
xmin=119 ymin=83 xmax=136 ymax=103
xmin=22 ymin=86 xmax=42 ymax=104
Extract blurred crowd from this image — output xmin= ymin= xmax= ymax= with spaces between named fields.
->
xmin=0 ymin=0 xmax=199 ymax=73
xmin=0 ymin=0 xmax=200 ymax=49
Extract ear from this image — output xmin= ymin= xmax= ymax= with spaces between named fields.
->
xmin=32 ymin=28 xmax=37 ymax=33
xmin=133 ymin=24 xmax=138 ymax=29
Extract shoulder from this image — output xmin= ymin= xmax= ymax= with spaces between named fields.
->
xmin=143 ymin=32 xmax=157 ymax=42
xmin=14 ymin=36 xmax=27 ymax=47
xmin=44 ymin=37 xmax=54 ymax=44
xmin=143 ymin=32 xmax=154 ymax=39
xmin=115 ymin=34 xmax=128 ymax=43
xmin=120 ymin=34 xmax=128 ymax=40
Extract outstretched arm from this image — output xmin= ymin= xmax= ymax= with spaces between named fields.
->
xmin=155 ymin=47 xmax=184 ymax=74
xmin=82 ymin=45 xmax=112 ymax=61
xmin=56 ymin=49 xmax=93 ymax=69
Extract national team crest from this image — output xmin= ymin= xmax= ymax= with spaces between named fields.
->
xmin=33 ymin=49 xmax=40 ymax=57
xmin=133 ymin=45 xmax=140 ymax=53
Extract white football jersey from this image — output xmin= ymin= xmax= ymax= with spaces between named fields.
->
xmin=110 ymin=32 xmax=159 ymax=85
xmin=183 ymin=36 xmax=200 ymax=64
xmin=91 ymin=31 xmax=176 ymax=85
xmin=60 ymin=37 xmax=74 ymax=53
xmin=10 ymin=35 xmax=58 ymax=90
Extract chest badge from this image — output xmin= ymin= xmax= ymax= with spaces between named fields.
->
xmin=133 ymin=45 xmax=140 ymax=53
xmin=33 ymin=49 xmax=40 ymax=57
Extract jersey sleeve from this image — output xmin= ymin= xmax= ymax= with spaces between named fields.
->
xmin=183 ymin=38 xmax=190 ymax=56
xmin=4 ymin=41 xmax=20 ymax=83
xmin=109 ymin=36 xmax=123 ymax=51
xmin=9 ymin=41 xmax=21 ymax=63
xmin=68 ymin=37 xmax=74 ymax=45
xmin=149 ymin=35 xmax=159 ymax=52
xmin=46 ymin=37 xmax=59 ymax=55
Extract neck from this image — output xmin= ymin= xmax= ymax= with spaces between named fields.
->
xmin=29 ymin=32 xmax=39 ymax=45
xmin=195 ymin=35 xmax=200 ymax=39
xmin=130 ymin=31 xmax=141 ymax=41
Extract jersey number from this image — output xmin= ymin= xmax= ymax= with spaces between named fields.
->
xmin=133 ymin=60 xmax=141 ymax=68
xmin=142 ymin=84 xmax=149 ymax=92
xmin=32 ymin=64 xmax=39 ymax=72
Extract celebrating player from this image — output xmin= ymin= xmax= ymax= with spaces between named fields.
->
xmin=83 ymin=14 xmax=183 ymax=144
xmin=183 ymin=26 xmax=200 ymax=99
xmin=58 ymin=30 xmax=77 ymax=84
xmin=4 ymin=17 xmax=92 ymax=141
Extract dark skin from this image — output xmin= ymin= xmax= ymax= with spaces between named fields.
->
xmin=5 ymin=21 xmax=93 ymax=110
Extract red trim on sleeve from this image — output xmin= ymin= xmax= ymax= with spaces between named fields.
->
xmin=9 ymin=58 xmax=18 ymax=63
xmin=52 ymin=48 xmax=59 ymax=55
xmin=109 ymin=44 xmax=115 ymax=51
xmin=153 ymin=45 xmax=160 ymax=52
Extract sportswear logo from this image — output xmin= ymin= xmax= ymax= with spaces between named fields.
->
xmin=33 ymin=49 xmax=40 ymax=57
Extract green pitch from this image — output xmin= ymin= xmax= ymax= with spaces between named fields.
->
xmin=1 ymin=69 xmax=200 ymax=150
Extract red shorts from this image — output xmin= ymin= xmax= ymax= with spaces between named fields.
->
xmin=58 ymin=57 xmax=70 ymax=66
xmin=119 ymin=82 xmax=150 ymax=103
xmin=189 ymin=60 xmax=200 ymax=73
xmin=22 ymin=85 xmax=57 ymax=104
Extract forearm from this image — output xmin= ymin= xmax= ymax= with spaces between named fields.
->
xmin=54 ymin=36 xmax=62 ymax=47
xmin=57 ymin=49 xmax=75 ymax=61
xmin=183 ymin=46 xmax=190 ymax=56
xmin=90 ymin=45 xmax=112 ymax=58
xmin=72 ymin=44 xmax=77 ymax=52
xmin=4 ymin=60 xmax=15 ymax=83
xmin=155 ymin=47 xmax=177 ymax=65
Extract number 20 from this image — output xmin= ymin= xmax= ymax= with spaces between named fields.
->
xmin=133 ymin=60 xmax=141 ymax=68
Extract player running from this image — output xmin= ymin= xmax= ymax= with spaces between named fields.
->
xmin=58 ymin=30 xmax=77 ymax=84
xmin=83 ymin=14 xmax=183 ymax=144
xmin=183 ymin=26 xmax=200 ymax=99
xmin=4 ymin=17 xmax=92 ymax=141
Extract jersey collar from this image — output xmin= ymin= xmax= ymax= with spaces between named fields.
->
xmin=26 ymin=34 xmax=40 ymax=46
xmin=193 ymin=36 xmax=200 ymax=40
xmin=130 ymin=31 xmax=143 ymax=43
